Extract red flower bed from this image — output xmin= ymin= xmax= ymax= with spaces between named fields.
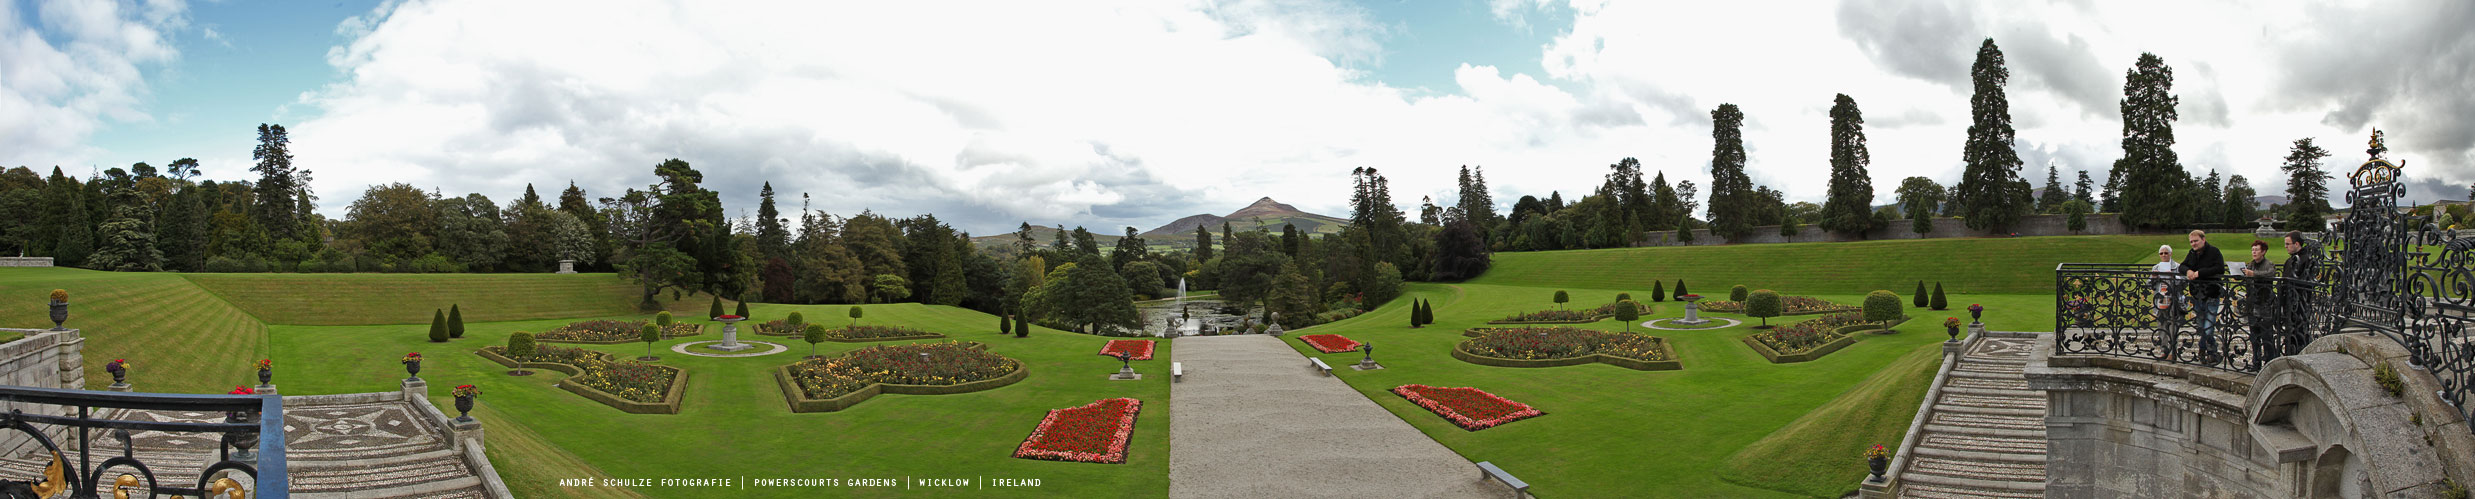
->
xmin=1013 ymin=398 xmax=1142 ymax=464
xmin=1299 ymin=334 xmax=1363 ymax=353
xmin=1392 ymin=384 xmax=1543 ymax=431
xmin=1098 ymin=340 xmax=1155 ymax=361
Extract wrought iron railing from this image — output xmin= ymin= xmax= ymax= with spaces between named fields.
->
xmin=0 ymin=385 xmax=285 ymax=498
xmin=2054 ymin=263 xmax=2325 ymax=373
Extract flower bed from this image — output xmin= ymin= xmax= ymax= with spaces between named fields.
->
xmin=1488 ymin=300 xmax=1651 ymax=324
xmin=1742 ymin=313 xmax=1905 ymax=363
xmin=1392 ymin=385 xmax=1543 ymax=431
xmin=476 ymin=345 xmax=687 ymax=414
xmin=1698 ymin=296 xmax=1857 ymax=315
xmin=825 ymin=325 xmax=947 ymax=342
xmin=752 ymin=320 xmax=805 ymax=336
xmin=534 ymin=320 xmax=702 ymax=344
xmin=1452 ymin=327 xmax=1680 ymax=370
xmin=777 ymin=342 xmax=1025 ymax=412
xmin=1012 ymin=398 xmax=1142 ymax=464
xmin=1098 ymin=340 xmax=1155 ymax=360
xmin=1298 ymin=334 xmax=1363 ymax=353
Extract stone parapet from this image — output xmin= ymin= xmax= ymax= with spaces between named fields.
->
xmin=0 ymin=257 xmax=53 ymax=267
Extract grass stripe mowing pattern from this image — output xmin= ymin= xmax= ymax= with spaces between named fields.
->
xmin=182 ymin=272 xmax=718 ymax=325
xmin=0 ymin=268 xmax=268 ymax=393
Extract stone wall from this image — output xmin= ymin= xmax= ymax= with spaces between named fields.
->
xmin=1643 ymin=213 xmax=2133 ymax=246
xmin=0 ymin=328 xmax=83 ymax=458
xmin=0 ymin=258 xmax=53 ymax=268
xmin=2025 ymin=333 xmax=2475 ymax=498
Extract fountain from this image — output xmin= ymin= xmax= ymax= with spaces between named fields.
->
xmin=1138 ymin=278 xmax=1242 ymax=337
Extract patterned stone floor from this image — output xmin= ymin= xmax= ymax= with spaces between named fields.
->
xmin=0 ymin=398 xmax=485 ymax=498
xmin=1897 ymin=336 xmax=2049 ymax=499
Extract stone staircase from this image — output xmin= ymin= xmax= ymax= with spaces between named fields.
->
xmin=1897 ymin=336 xmax=2049 ymax=499
xmin=0 ymin=393 xmax=497 ymax=498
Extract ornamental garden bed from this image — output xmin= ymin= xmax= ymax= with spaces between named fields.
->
xmin=825 ymin=325 xmax=947 ymax=342
xmin=774 ymin=341 xmax=1027 ymax=413
xmin=1742 ymin=313 xmax=1909 ymax=364
xmin=1698 ymin=296 xmax=1858 ymax=316
xmin=477 ymin=346 xmax=687 ymax=414
xmin=1486 ymin=300 xmax=1653 ymax=324
xmin=1453 ymin=327 xmax=1681 ymax=371
xmin=1298 ymin=334 xmax=1363 ymax=353
xmin=1392 ymin=385 xmax=1543 ymax=431
xmin=533 ymin=320 xmax=703 ymax=344
xmin=1012 ymin=398 xmax=1142 ymax=464
xmin=1098 ymin=340 xmax=1154 ymax=360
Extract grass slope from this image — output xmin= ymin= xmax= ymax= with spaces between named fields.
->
xmin=1474 ymin=234 xmax=2285 ymax=295
xmin=183 ymin=273 xmax=718 ymax=325
xmin=270 ymin=303 xmax=1171 ymax=498
xmin=1718 ymin=341 xmax=1943 ymax=496
xmin=1284 ymin=282 xmax=2054 ymax=497
xmin=0 ymin=268 xmax=268 ymax=393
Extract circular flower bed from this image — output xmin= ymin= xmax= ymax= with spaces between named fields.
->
xmin=785 ymin=342 xmax=1021 ymax=400
xmin=1459 ymin=327 xmax=1669 ymax=362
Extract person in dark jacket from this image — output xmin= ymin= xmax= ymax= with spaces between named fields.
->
xmin=2181 ymin=230 xmax=2228 ymax=362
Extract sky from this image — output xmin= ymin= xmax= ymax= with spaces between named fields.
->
xmin=6 ymin=0 xmax=2473 ymax=236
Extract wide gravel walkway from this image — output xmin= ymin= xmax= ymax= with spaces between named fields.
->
xmin=1169 ymin=335 xmax=1505 ymax=499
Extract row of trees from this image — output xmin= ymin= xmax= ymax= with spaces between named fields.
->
xmin=0 ymin=125 xmax=318 ymax=271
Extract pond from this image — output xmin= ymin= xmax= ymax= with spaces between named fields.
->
xmin=1132 ymin=298 xmax=1263 ymax=337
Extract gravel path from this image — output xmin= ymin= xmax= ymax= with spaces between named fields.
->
xmin=1169 ymin=335 xmax=1506 ymax=499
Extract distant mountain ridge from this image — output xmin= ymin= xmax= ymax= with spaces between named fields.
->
xmin=970 ymin=197 xmax=1349 ymax=252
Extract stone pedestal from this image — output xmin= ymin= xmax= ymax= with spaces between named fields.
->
xmin=1265 ymin=324 xmax=1284 ymax=336
xmin=1675 ymin=298 xmax=1709 ymax=325
xmin=255 ymin=384 xmax=276 ymax=395
xmin=403 ymin=378 xmax=428 ymax=397
xmin=711 ymin=318 xmax=752 ymax=352
xmin=556 ymin=259 xmax=576 ymax=274
xmin=1968 ymin=322 xmax=1986 ymax=337
xmin=1109 ymin=367 xmax=1142 ymax=381
xmin=107 ymin=383 xmax=130 ymax=392
xmin=1353 ymin=360 xmax=1384 ymax=371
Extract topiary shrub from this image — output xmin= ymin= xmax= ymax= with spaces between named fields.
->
xmin=1730 ymin=285 xmax=1750 ymax=302
xmin=1613 ymin=300 xmax=1641 ymax=332
xmin=1913 ymin=281 xmax=1928 ymax=308
xmin=1652 ymin=281 xmax=1666 ymax=302
xmin=786 ymin=311 xmax=805 ymax=330
xmin=1746 ymin=290 xmax=1783 ymax=327
xmin=639 ymin=323 xmax=663 ymax=360
xmin=1616 ymin=292 xmax=1631 ymax=302
xmin=803 ymin=323 xmax=828 ymax=358
xmin=849 ymin=306 xmax=864 ymax=326
xmin=1864 ymin=290 xmax=1903 ymax=323
xmin=507 ymin=331 xmax=538 ymax=359
xmin=1014 ymin=312 xmax=1029 ymax=337
xmin=655 ymin=311 xmax=674 ymax=327
xmin=1553 ymin=290 xmax=1570 ymax=309
xmin=999 ymin=313 xmax=1011 ymax=334
xmin=1930 ymin=283 xmax=1948 ymax=310
xmin=1674 ymin=280 xmax=1688 ymax=298
xmin=709 ymin=296 xmax=726 ymax=319
xmin=428 ymin=309 xmax=449 ymax=343
xmin=448 ymin=304 xmax=466 ymax=339
xmin=734 ymin=300 xmax=750 ymax=320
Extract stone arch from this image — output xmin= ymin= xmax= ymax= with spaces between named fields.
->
xmin=2247 ymin=336 xmax=2459 ymax=498
xmin=2307 ymin=445 xmax=2361 ymax=499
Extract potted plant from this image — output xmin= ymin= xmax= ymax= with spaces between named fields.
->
xmin=1942 ymin=317 xmax=1963 ymax=342
xmin=225 ymin=386 xmax=259 ymax=455
xmin=1967 ymin=303 xmax=1985 ymax=323
xmin=105 ymin=359 xmax=129 ymax=385
xmin=1866 ymin=444 xmax=1891 ymax=481
xmin=47 ymin=289 xmax=67 ymax=331
xmin=253 ymin=359 xmax=273 ymax=385
xmin=452 ymin=384 xmax=480 ymax=422
xmin=402 ymin=353 xmax=423 ymax=380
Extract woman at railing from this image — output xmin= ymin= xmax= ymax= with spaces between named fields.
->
xmin=2151 ymin=245 xmax=2183 ymax=336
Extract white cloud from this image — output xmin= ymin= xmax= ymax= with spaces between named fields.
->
xmin=0 ymin=0 xmax=187 ymax=169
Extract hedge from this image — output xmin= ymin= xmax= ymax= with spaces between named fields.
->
xmin=775 ymin=363 xmax=1030 ymax=413
xmin=475 ymin=347 xmax=687 ymax=414
xmin=1743 ymin=317 xmax=1910 ymax=364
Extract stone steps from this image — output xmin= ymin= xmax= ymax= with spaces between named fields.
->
xmin=1900 ymin=480 xmax=2045 ymax=499
xmin=1944 ymin=376 xmax=2032 ymax=392
xmin=1 ymin=399 xmax=496 ymax=499
xmin=1911 ymin=444 xmax=2045 ymax=465
xmin=1920 ymin=432 xmax=2046 ymax=455
xmin=1898 ymin=337 xmax=2048 ymax=499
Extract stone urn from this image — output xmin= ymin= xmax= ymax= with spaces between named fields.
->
xmin=1946 ymin=325 xmax=1959 ymax=342
xmin=48 ymin=301 xmax=67 ymax=331
xmin=454 ymin=395 xmax=475 ymax=422
xmin=1968 ymin=304 xmax=1984 ymax=324
xmin=224 ymin=412 xmax=258 ymax=459
xmin=404 ymin=360 xmax=422 ymax=380
xmin=257 ymin=368 xmax=272 ymax=386
xmin=1868 ymin=456 xmax=1888 ymax=481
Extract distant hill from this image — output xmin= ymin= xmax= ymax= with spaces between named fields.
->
xmin=970 ymin=197 xmax=1350 ymax=253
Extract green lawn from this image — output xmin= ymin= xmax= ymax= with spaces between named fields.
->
xmin=268 ymin=303 xmax=1173 ymax=498
xmin=1280 ymin=282 xmax=2054 ymax=498
xmin=182 ymin=272 xmax=719 ymax=325
xmin=0 ymin=267 xmax=269 ymax=393
xmin=1475 ymin=234 xmax=2297 ymax=295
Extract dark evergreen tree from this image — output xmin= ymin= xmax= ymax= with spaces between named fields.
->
xmin=428 ymin=309 xmax=448 ymax=343
xmin=1431 ymin=218 xmax=1489 ymax=281
xmin=1419 ymin=196 xmax=1442 ymax=226
xmin=2074 ymin=170 xmax=2095 ymax=206
xmin=1674 ymin=279 xmax=1688 ymax=298
xmin=157 ymin=179 xmax=209 ymax=271
xmin=2223 ymin=175 xmax=2259 ymax=225
xmin=756 ymin=182 xmax=789 ymax=261
xmin=1193 ymin=225 xmax=1214 ymax=263
xmin=43 ymin=169 xmax=91 ymax=267
xmin=2279 ymin=138 xmax=2335 ymax=232
xmin=1112 ymin=226 xmax=1148 ymax=271
xmin=558 ymin=182 xmax=611 ymax=270
xmin=1015 ymin=311 xmax=1029 ymax=337
xmin=1280 ymin=224 xmax=1300 ymax=257
xmin=2194 ymin=169 xmax=2223 ymax=225
xmin=250 ymin=124 xmax=304 ymax=240
xmin=2099 ymin=169 xmax=2122 ymax=213
xmin=1706 ymin=104 xmax=1756 ymax=240
xmin=735 ymin=300 xmax=750 ymax=320
xmin=1821 ymin=94 xmax=1877 ymax=236
xmin=1954 ymin=39 xmax=2034 ymax=231
xmin=1648 ymin=172 xmax=1681 ymax=232
xmin=999 ymin=313 xmax=1010 ymax=334
xmin=87 ymin=186 xmax=162 ymax=271
xmin=1347 ymin=167 xmax=1409 ymax=274
xmin=1652 ymin=280 xmax=1666 ymax=302
xmin=2114 ymin=53 xmax=2188 ymax=230
xmin=2039 ymin=164 xmax=2069 ymax=213
xmin=1458 ymin=165 xmax=1502 ymax=236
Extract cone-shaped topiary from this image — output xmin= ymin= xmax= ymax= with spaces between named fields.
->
xmin=1000 ymin=313 xmax=1011 ymax=334
xmin=734 ymin=300 xmax=750 ymax=319
xmin=709 ymin=296 xmax=725 ymax=319
xmin=1675 ymin=280 xmax=1688 ymax=298
xmin=1653 ymin=281 xmax=1666 ymax=302
xmin=1914 ymin=281 xmax=1928 ymax=308
xmin=1930 ymin=283 xmax=1948 ymax=310
xmin=1746 ymin=290 xmax=1783 ymax=327
xmin=1014 ymin=311 xmax=1029 ymax=337
xmin=447 ymin=304 xmax=466 ymax=339
xmin=1864 ymin=290 xmax=1903 ymax=323
xmin=428 ymin=309 xmax=448 ymax=343
xmin=1409 ymin=300 xmax=1421 ymax=328
xmin=1730 ymin=285 xmax=1750 ymax=302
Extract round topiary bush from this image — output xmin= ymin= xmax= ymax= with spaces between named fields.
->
xmin=849 ymin=306 xmax=864 ymax=326
xmin=1864 ymin=290 xmax=1903 ymax=323
xmin=803 ymin=323 xmax=829 ymax=357
xmin=786 ymin=311 xmax=805 ymax=328
xmin=655 ymin=311 xmax=674 ymax=327
xmin=1730 ymin=285 xmax=1750 ymax=302
xmin=507 ymin=331 xmax=538 ymax=359
xmin=1553 ymin=290 xmax=1570 ymax=309
xmin=1613 ymin=300 xmax=1641 ymax=332
xmin=1616 ymin=292 xmax=1631 ymax=302
xmin=1746 ymin=290 xmax=1783 ymax=327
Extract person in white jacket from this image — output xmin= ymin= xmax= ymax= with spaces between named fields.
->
xmin=2152 ymin=244 xmax=2181 ymax=329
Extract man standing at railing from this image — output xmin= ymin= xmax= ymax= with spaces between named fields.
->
xmin=2183 ymin=230 xmax=2229 ymax=363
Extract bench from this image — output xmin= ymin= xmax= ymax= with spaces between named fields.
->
xmin=1308 ymin=358 xmax=1332 ymax=377
xmin=1475 ymin=461 xmax=1530 ymax=498
xmin=1172 ymin=362 xmax=1184 ymax=383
